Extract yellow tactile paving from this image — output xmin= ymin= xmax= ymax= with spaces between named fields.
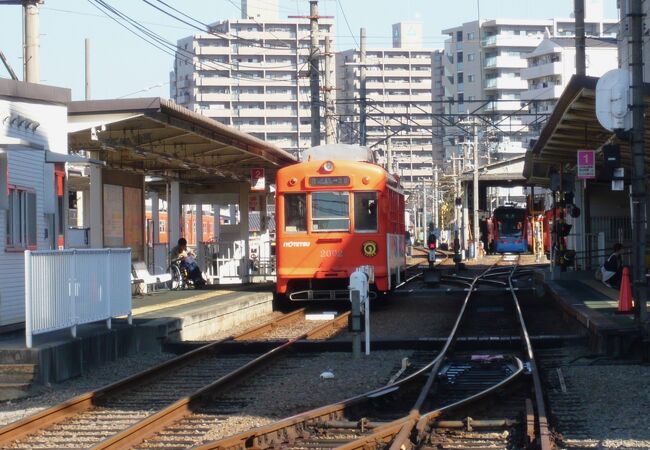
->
xmin=131 ymin=289 xmax=236 ymax=316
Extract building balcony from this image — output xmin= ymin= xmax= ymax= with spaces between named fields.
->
xmin=484 ymin=55 xmax=527 ymax=69
xmin=482 ymin=34 xmax=543 ymax=48
xmin=520 ymin=62 xmax=563 ymax=80
xmin=233 ymin=93 xmax=266 ymax=101
xmin=520 ymin=84 xmax=565 ymax=101
xmin=484 ymin=77 xmax=528 ymax=90
xmin=485 ymin=100 xmax=524 ymax=112
xmin=198 ymin=92 xmax=231 ymax=102
xmin=196 ymin=46 xmax=230 ymax=55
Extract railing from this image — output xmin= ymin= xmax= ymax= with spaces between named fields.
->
xmin=24 ymin=248 xmax=132 ymax=348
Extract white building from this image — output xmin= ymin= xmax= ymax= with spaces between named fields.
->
xmin=0 ymin=79 xmax=71 ymax=328
xmin=170 ymin=1 xmax=334 ymax=158
xmin=521 ymin=36 xmax=618 ymax=127
xmin=441 ymin=7 xmax=618 ymax=162
xmin=336 ymin=23 xmax=436 ymax=190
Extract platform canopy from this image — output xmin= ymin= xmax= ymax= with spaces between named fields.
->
xmin=67 ymin=98 xmax=296 ymax=184
xmin=460 ymin=155 xmax=526 ymax=188
xmin=524 ymin=75 xmax=650 ymax=187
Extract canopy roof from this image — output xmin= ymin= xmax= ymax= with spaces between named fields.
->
xmin=524 ymin=75 xmax=650 ymax=187
xmin=68 ymin=98 xmax=296 ymax=184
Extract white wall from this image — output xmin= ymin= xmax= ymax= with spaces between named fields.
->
xmin=0 ymin=98 xmax=67 ymax=327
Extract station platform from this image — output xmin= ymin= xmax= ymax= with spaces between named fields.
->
xmin=0 ymin=284 xmax=274 ymax=399
xmin=543 ymin=270 xmax=645 ymax=355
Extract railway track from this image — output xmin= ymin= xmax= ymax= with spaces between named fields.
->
xmin=190 ymin=255 xmax=553 ymax=450
xmin=0 ymin=309 xmax=349 ymax=449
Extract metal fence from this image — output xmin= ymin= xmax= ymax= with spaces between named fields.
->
xmin=24 ymin=248 xmax=132 ymax=348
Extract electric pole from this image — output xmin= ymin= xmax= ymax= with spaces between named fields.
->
xmin=473 ymin=119 xmax=479 ymax=259
xmin=629 ymin=0 xmax=647 ymax=325
xmin=85 ymin=38 xmax=91 ymax=100
xmin=433 ymin=165 xmax=439 ymax=230
xmin=359 ymin=27 xmax=367 ymax=146
xmin=308 ymin=0 xmax=321 ymax=147
xmin=323 ymin=35 xmax=335 ymax=144
xmin=23 ymin=0 xmax=42 ymax=83
xmin=574 ymin=0 xmax=586 ymax=76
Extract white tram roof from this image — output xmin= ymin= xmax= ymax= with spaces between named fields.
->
xmin=303 ymin=144 xmax=375 ymax=163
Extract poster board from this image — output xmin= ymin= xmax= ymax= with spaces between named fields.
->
xmin=123 ymin=186 xmax=143 ymax=256
xmin=103 ymin=184 xmax=124 ymax=247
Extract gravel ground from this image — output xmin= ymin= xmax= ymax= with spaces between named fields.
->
xmin=0 ymin=351 xmax=175 ymax=427
xmin=542 ymin=346 xmax=650 ymax=450
xmin=334 ymin=295 xmax=462 ymax=340
xmin=198 ymin=350 xmax=413 ymax=443
xmin=201 ymin=311 xmax=286 ymax=340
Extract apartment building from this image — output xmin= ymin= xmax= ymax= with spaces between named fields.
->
xmin=170 ymin=0 xmax=334 ymax=157
xmin=521 ymin=36 xmax=617 ymax=131
xmin=441 ymin=4 xmax=617 ymax=162
xmin=336 ymin=23 xmax=436 ymax=190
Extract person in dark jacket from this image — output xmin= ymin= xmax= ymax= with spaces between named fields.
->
xmin=601 ymin=243 xmax=623 ymax=289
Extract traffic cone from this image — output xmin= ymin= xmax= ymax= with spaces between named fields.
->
xmin=616 ymin=266 xmax=634 ymax=314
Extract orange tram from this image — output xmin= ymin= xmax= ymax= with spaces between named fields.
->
xmin=275 ymin=144 xmax=406 ymax=302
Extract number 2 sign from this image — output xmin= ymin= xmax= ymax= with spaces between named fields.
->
xmin=250 ymin=168 xmax=265 ymax=191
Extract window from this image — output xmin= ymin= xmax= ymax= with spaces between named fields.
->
xmin=354 ymin=192 xmax=378 ymax=232
xmin=284 ymin=193 xmax=307 ymax=232
xmin=311 ymin=192 xmax=349 ymax=232
xmin=6 ymin=187 xmax=37 ymax=249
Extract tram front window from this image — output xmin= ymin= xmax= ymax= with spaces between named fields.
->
xmin=311 ymin=191 xmax=350 ymax=232
xmin=354 ymin=192 xmax=378 ymax=232
xmin=284 ymin=193 xmax=307 ymax=232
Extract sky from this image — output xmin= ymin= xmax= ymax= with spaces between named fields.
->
xmin=0 ymin=0 xmax=619 ymax=101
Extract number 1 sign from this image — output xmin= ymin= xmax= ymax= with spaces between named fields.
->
xmin=577 ymin=150 xmax=595 ymax=180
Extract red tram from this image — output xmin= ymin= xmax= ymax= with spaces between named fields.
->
xmin=275 ymin=144 xmax=406 ymax=302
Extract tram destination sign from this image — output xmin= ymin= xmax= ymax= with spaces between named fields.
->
xmin=309 ymin=176 xmax=350 ymax=186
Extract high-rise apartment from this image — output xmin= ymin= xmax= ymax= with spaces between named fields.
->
xmin=170 ymin=1 xmax=334 ymax=157
xmin=521 ymin=36 xmax=617 ymax=131
xmin=441 ymin=1 xmax=617 ymax=162
xmin=336 ymin=23 xmax=437 ymax=190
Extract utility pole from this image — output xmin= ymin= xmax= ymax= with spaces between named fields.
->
xmin=473 ymin=119 xmax=479 ymax=259
xmin=23 ymin=0 xmax=42 ymax=83
xmin=433 ymin=165 xmax=439 ymax=230
xmin=629 ymin=0 xmax=647 ymax=325
xmin=323 ymin=35 xmax=335 ymax=144
xmin=423 ymin=180 xmax=428 ymax=235
xmin=85 ymin=38 xmax=91 ymax=100
xmin=308 ymin=0 xmax=321 ymax=147
xmin=574 ymin=0 xmax=586 ymax=76
xmin=359 ymin=27 xmax=367 ymax=146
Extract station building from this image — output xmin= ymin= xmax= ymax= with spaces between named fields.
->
xmin=0 ymin=78 xmax=295 ymax=330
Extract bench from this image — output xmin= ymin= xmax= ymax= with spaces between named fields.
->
xmin=132 ymin=261 xmax=172 ymax=294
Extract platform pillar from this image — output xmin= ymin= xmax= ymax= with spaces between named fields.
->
xmin=169 ymin=181 xmax=181 ymax=247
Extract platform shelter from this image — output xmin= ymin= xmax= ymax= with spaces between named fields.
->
xmin=66 ymin=97 xmax=295 ymax=284
xmin=524 ymin=74 xmax=650 ymax=271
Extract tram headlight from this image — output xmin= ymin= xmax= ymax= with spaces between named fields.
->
xmin=322 ymin=161 xmax=335 ymax=173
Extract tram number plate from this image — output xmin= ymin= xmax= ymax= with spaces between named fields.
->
xmin=320 ymin=249 xmax=344 ymax=258
xmin=309 ymin=176 xmax=350 ymax=186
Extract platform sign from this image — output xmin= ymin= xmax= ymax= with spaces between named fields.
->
xmin=250 ymin=168 xmax=265 ymax=191
xmin=577 ymin=150 xmax=596 ymax=179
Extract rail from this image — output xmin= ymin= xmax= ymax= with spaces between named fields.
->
xmin=24 ymin=248 xmax=132 ymax=348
